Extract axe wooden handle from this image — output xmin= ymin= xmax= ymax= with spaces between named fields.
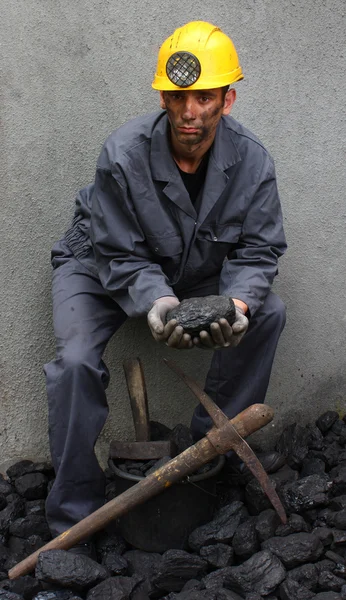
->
xmin=123 ymin=358 xmax=150 ymax=442
xmin=9 ymin=403 xmax=274 ymax=580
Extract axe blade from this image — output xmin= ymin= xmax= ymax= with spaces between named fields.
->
xmin=164 ymin=358 xmax=287 ymax=524
xmin=230 ymin=433 xmax=287 ymax=524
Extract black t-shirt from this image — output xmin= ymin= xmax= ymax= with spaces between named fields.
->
xmin=177 ymin=152 xmax=210 ymax=207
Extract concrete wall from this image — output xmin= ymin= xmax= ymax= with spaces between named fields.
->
xmin=1 ymin=0 xmax=345 ymax=467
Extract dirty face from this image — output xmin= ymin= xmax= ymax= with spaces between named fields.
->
xmin=160 ymin=88 xmax=235 ymax=149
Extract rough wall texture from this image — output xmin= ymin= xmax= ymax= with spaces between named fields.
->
xmin=1 ymin=1 xmax=345 ymax=467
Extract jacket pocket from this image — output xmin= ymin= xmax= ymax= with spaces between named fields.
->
xmin=196 ymin=222 xmax=242 ymax=244
xmin=190 ymin=222 xmax=242 ymax=277
xmin=146 ymin=234 xmax=183 ymax=257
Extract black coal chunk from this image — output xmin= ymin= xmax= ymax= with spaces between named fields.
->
xmin=7 ymin=461 xmax=36 ymax=481
xmin=86 ymin=575 xmax=142 ymax=600
xmin=316 ymin=412 xmax=340 ymax=434
xmin=149 ymin=421 xmax=172 ymax=441
xmin=33 ymin=592 xmax=82 ymax=599
xmin=287 ymin=562 xmax=319 ymax=590
xmin=101 ymin=552 xmax=128 ymax=576
xmin=0 ymin=590 xmax=25 ymax=599
xmin=0 ymin=480 xmax=15 ymax=497
xmin=169 ymin=425 xmax=194 ymax=454
xmin=123 ymin=549 xmax=162 ymax=579
xmin=279 ymin=578 xmax=315 ymax=600
xmin=9 ymin=516 xmax=50 ymax=541
xmin=202 ymin=565 xmax=233 ymax=590
xmin=94 ymin=530 xmax=127 ymax=559
xmin=275 ymin=513 xmax=310 ymax=537
xmin=275 ymin=424 xmax=311 ymax=468
xmin=301 ymin=458 xmax=326 ymax=478
xmin=314 ymin=593 xmax=345 ymax=599
xmin=261 ymin=532 xmax=324 ymax=568
xmin=25 ymin=500 xmax=46 ymax=517
xmin=14 ymin=474 xmax=48 ymax=501
xmin=166 ymin=296 xmax=236 ymax=336
xmin=35 ymin=550 xmax=108 ymax=592
xmin=199 ymin=543 xmax=234 ymax=569
xmin=0 ymin=574 xmax=42 ymax=599
xmin=0 ymin=496 xmax=25 ymax=535
xmin=255 ymin=509 xmax=282 ymax=542
xmin=232 ymin=518 xmax=260 ymax=560
xmin=318 ymin=569 xmax=345 ymax=592
xmin=222 ymin=550 xmax=286 ymax=596
xmin=188 ymin=501 xmax=247 ymax=551
xmin=151 ymin=549 xmax=207 ymax=594
xmin=245 ymin=478 xmax=278 ymax=515
xmin=281 ymin=475 xmax=332 ymax=513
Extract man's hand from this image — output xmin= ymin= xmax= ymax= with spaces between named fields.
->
xmin=193 ymin=304 xmax=249 ymax=350
xmin=147 ymin=296 xmax=193 ymax=349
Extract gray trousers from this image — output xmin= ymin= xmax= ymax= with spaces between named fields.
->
xmin=44 ymin=242 xmax=286 ymax=537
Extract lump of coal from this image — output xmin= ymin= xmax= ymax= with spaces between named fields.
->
xmin=166 ymin=296 xmax=236 ymax=336
xmin=261 ymin=532 xmax=324 ymax=568
xmin=35 ymin=550 xmax=108 ymax=591
xmin=232 ymin=518 xmax=260 ymax=560
xmin=151 ymin=549 xmax=207 ymax=593
xmin=222 ymin=550 xmax=286 ymax=596
xmin=199 ymin=543 xmax=234 ymax=569
xmin=280 ymin=475 xmax=332 ymax=513
xmin=188 ymin=501 xmax=247 ymax=551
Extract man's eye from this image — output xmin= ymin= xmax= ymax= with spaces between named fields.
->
xmin=200 ymin=96 xmax=211 ymax=102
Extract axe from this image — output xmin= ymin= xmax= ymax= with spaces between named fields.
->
xmin=9 ymin=359 xmax=286 ymax=579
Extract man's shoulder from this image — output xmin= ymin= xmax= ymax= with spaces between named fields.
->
xmin=99 ymin=111 xmax=164 ymax=166
xmin=222 ymin=115 xmax=273 ymax=159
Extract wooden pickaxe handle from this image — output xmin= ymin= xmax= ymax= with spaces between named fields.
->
xmin=8 ymin=403 xmax=274 ymax=580
xmin=123 ymin=358 xmax=150 ymax=442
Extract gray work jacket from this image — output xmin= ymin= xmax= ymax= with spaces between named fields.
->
xmin=64 ymin=111 xmax=287 ymax=318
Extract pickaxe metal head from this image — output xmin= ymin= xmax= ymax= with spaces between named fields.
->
xmin=164 ymin=358 xmax=287 ymax=524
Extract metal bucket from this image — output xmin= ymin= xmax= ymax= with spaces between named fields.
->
xmin=109 ymin=455 xmax=225 ymax=553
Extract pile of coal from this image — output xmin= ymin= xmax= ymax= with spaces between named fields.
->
xmin=166 ymin=296 xmax=236 ymax=336
xmin=3 ymin=411 xmax=346 ymax=598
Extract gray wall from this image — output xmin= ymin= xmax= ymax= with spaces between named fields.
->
xmin=1 ymin=1 xmax=345 ymax=467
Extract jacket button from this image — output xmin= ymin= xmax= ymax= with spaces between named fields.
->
xmin=213 ymin=236 xmax=218 ymax=241
xmin=154 ymin=247 xmax=158 ymax=252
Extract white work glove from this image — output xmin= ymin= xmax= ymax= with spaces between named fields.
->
xmin=193 ymin=305 xmax=249 ymax=350
xmin=147 ymin=296 xmax=193 ymax=349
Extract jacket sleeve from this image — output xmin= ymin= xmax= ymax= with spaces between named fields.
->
xmin=220 ymin=155 xmax=287 ymax=316
xmin=90 ymin=165 xmax=175 ymax=317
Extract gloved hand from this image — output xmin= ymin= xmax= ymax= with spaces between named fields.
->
xmin=147 ymin=296 xmax=193 ymax=349
xmin=193 ymin=304 xmax=249 ymax=350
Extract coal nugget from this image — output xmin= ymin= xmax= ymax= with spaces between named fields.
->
xmin=166 ymin=295 xmax=236 ymax=336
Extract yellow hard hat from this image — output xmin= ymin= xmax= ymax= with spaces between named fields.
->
xmin=152 ymin=21 xmax=243 ymax=91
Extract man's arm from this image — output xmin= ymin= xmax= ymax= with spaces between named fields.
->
xmin=194 ymin=154 xmax=285 ymax=350
xmin=220 ymin=155 xmax=287 ymax=316
xmin=90 ymin=166 xmax=176 ymax=317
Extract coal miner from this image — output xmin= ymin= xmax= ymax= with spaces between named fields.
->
xmin=44 ymin=21 xmax=287 ymax=553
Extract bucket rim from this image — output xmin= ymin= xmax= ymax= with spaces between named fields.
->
xmin=108 ymin=454 xmax=225 ymax=483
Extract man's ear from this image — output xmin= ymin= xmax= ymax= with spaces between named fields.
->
xmin=222 ymin=88 xmax=236 ymax=116
xmin=159 ymin=91 xmax=166 ymax=109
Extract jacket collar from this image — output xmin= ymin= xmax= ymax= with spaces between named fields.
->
xmin=150 ymin=113 xmax=242 ymax=222
xmin=150 ymin=114 xmax=241 ymax=177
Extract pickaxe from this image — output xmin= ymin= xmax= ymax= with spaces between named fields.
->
xmin=9 ymin=359 xmax=286 ymax=579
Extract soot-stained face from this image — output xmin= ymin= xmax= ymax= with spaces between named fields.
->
xmin=160 ymin=88 xmax=235 ymax=149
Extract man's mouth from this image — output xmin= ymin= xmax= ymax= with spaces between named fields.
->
xmin=177 ymin=126 xmax=200 ymax=134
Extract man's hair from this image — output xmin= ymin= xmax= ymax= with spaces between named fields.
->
xmin=221 ymin=85 xmax=230 ymax=100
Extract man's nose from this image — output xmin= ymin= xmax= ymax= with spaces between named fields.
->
xmin=181 ymin=99 xmax=196 ymax=120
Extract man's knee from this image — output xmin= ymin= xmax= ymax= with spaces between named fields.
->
xmin=46 ymin=341 xmax=108 ymax=384
xmin=257 ymin=292 xmax=286 ymax=333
